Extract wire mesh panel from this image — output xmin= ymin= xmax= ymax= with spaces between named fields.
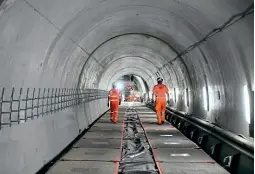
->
xmin=0 ymin=87 xmax=107 ymax=130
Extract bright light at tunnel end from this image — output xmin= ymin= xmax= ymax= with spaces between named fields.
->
xmin=243 ymin=85 xmax=250 ymax=124
xmin=116 ymin=82 xmax=124 ymax=90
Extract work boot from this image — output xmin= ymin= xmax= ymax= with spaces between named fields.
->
xmin=111 ymin=116 xmax=117 ymax=123
xmin=161 ymin=115 xmax=165 ymax=123
xmin=157 ymin=116 xmax=162 ymax=125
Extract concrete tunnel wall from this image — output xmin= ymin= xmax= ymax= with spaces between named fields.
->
xmin=0 ymin=0 xmax=253 ymax=173
xmin=0 ymin=98 xmax=108 ymax=174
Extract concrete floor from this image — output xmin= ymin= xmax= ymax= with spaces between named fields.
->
xmin=47 ymin=103 xmax=229 ymax=174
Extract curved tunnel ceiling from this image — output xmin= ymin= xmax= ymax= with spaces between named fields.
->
xmin=79 ymin=34 xmax=177 ymax=90
xmin=0 ymin=0 xmax=253 ymax=136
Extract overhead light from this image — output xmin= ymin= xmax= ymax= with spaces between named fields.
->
xmin=170 ymin=153 xmax=190 ymax=157
xmin=244 ymin=85 xmax=250 ymax=124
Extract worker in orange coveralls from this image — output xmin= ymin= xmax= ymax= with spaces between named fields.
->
xmin=152 ymin=77 xmax=170 ymax=125
xmin=108 ymin=84 xmax=121 ymax=123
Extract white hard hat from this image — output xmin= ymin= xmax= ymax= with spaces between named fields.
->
xmin=157 ymin=77 xmax=163 ymax=82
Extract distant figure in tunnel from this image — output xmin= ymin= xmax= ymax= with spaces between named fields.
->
xmin=152 ymin=77 xmax=170 ymax=125
xmin=108 ymin=84 xmax=121 ymax=123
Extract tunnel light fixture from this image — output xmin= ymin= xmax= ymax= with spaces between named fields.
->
xmin=244 ymin=85 xmax=250 ymax=124
xmin=185 ymin=88 xmax=189 ymax=107
xmin=160 ymin=135 xmax=173 ymax=137
xmin=217 ymin=90 xmax=221 ymax=100
xmin=149 ymin=92 xmax=152 ymax=99
xmin=164 ymin=142 xmax=180 ymax=145
xmin=176 ymin=88 xmax=179 ymax=102
xmin=203 ymin=86 xmax=209 ymax=111
xmin=170 ymin=153 xmax=190 ymax=157
xmin=174 ymin=88 xmax=179 ymax=103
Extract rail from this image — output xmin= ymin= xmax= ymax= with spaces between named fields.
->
xmin=146 ymin=103 xmax=254 ymax=174
xmin=0 ymin=87 xmax=107 ymax=129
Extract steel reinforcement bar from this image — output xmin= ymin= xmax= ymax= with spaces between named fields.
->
xmin=0 ymin=87 xmax=107 ymax=130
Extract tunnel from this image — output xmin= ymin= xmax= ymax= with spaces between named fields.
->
xmin=0 ymin=0 xmax=254 ymax=174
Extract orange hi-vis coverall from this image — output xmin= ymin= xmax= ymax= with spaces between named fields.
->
xmin=108 ymin=88 xmax=120 ymax=123
xmin=153 ymin=84 xmax=169 ymax=124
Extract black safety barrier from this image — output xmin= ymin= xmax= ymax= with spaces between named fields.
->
xmin=146 ymin=103 xmax=254 ymax=174
xmin=0 ymin=87 xmax=107 ymax=130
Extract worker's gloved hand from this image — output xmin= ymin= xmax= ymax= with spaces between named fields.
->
xmin=119 ymin=101 xmax=121 ymax=105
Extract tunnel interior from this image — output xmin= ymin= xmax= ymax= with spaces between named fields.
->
xmin=110 ymin=74 xmax=149 ymax=101
xmin=0 ymin=0 xmax=253 ymax=174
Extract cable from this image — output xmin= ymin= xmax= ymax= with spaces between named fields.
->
xmin=159 ymin=3 xmax=254 ymax=69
